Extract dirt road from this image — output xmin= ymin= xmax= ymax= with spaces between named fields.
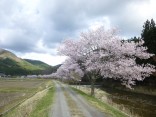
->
xmin=50 ymin=81 xmax=107 ymax=117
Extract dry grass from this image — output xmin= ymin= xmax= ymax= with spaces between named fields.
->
xmin=0 ymin=78 xmax=52 ymax=115
xmin=71 ymin=85 xmax=129 ymax=117
xmin=4 ymin=88 xmax=49 ymax=117
xmin=72 ymin=85 xmax=156 ymax=117
xmin=72 ymin=87 xmax=127 ymax=117
xmin=30 ymin=86 xmax=55 ymax=117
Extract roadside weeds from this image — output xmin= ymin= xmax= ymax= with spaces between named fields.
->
xmin=72 ymin=87 xmax=128 ymax=117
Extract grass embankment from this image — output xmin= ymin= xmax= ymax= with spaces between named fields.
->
xmin=72 ymin=87 xmax=128 ymax=117
xmin=1 ymin=79 xmax=55 ymax=117
xmin=30 ymin=86 xmax=55 ymax=117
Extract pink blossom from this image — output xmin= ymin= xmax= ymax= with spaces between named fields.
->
xmin=58 ymin=26 xmax=155 ymax=88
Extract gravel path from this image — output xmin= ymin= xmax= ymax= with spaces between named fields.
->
xmin=50 ymin=82 xmax=71 ymax=117
xmin=50 ymin=81 xmax=107 ymax=117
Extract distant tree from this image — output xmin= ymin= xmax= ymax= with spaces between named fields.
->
xmin=54 ymin=58 xmax=84 ymax=82
xmin=141 ymin=19 xmax=156 ymax=54
xmin=129 ymin=36 xmax=141 ymax=43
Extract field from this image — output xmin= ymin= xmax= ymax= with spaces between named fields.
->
xmin=0 ymin=78 xmax=52 ymax=115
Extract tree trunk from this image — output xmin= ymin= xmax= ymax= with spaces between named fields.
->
xmin=76 ymin=81 xmax=78 ymax=89
xmin=90 ymin=77 xmax=95 ymax=96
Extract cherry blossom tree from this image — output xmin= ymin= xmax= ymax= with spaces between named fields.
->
xmin=58 ymin=26 xmax=155 ymax=96
xmin=54 ymin=58 xmax=84 ymax=83
xmin=82 ymin=27 xmax=155 ymax=89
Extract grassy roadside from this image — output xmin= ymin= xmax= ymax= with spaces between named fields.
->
xmin=2 ymin=80 xmax=55 ymax=117
xmin=29 ymin=86 xmax=55 ymax=117
xmin=72 ymin=87 xmax=128 ymax=117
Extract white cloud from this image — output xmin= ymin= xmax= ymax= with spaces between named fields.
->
xmin=88 ymin=17 xmax=111 ymax=30
xmin=0 ymin=0 xmax=156 ymax=65
xmin=20 ymin=52 xmax=67 ymax=66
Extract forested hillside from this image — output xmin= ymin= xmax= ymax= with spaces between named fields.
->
xmin=0 ymin=49 xmax=59 ymax=75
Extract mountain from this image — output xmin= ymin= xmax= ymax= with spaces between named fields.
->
xmin=24 ymin=59 xmax=51 ymax=69
xmin=24 ymin=59 xmax=61 ymax=74
xmin=0 ymin=49 xmax=59 ymax=75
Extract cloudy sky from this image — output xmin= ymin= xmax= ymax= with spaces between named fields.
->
xmin=0 ymin=0 xmax=156 ymax=66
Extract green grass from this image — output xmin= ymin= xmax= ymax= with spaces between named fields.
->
xmin=30 ymin=87 xmax=55 ymax=117
xmin=72 ymin=87 xmax=128 ymax=117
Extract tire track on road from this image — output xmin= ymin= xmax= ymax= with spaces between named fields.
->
xmin=50 ymin=82 xmax=107 ymax=117
xmin=50 ymin=82 xmax=71 ymax=117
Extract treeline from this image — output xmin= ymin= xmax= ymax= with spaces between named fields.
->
xmin=131 ymin=19 xmax=156 ymax=54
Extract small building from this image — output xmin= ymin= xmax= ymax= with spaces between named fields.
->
xmin=0 ymin=72 xmax=6 ymax=77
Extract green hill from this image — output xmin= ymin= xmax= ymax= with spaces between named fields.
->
xmin=25 ymin=59 xmax=61 ymax=74
xmin=24 ymin=59 xmax=51 ymax=69
xmin=0 ymin=49 xmax=58 ymax=75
